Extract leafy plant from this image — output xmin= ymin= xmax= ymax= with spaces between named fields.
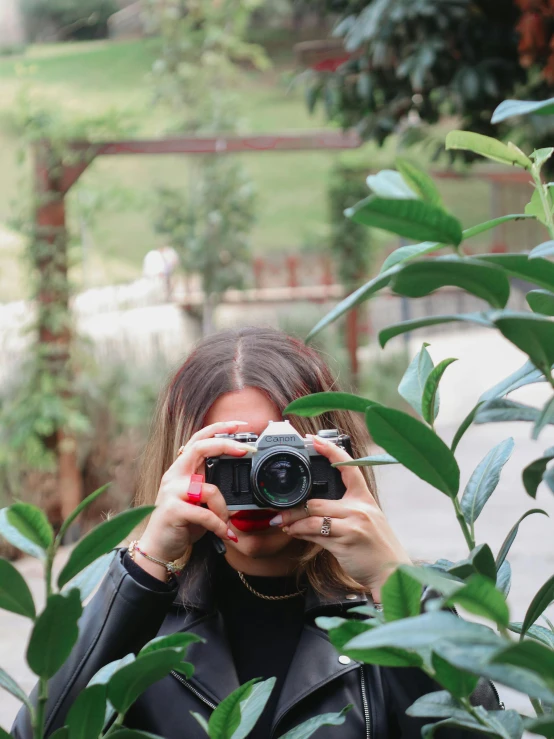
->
xmin=285 ymin=100 xmax=554 ymax=737
xmin=0 ymin=489 xmax=349 ymax=738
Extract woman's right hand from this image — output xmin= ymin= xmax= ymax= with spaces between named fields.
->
xmin=136 ymin=421 xmax=254 ymax=580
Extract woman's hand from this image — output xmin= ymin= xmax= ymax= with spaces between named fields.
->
xmin=137 ymin=421 xmax=255 ymax=580
xmin=270 ymin=434 xmax=413 ymax=599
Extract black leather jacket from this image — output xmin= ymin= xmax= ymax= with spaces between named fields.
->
xmin=12 ymin=548 xmax=503 ymax=739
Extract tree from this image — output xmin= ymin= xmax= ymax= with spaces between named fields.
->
xmin=301 ymin=0 xmax=554 ymax=156
xmin=146 ymin=0 xmax=268 ymax=334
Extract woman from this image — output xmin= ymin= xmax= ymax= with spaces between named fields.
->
xmin=13 ymin=326 xmax=502 ymax=739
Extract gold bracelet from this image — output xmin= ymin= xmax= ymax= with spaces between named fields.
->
xmin=128 ymin=540 xmax=181 ymax=577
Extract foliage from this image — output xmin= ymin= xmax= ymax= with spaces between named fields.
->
xmin=284 ymin=95 xmax=554 ymax=737
xmin=301 ymin=0 xmax=554 ymax=158
xmin=21 ymin=0 xmax=117 ymax=42
xmin=328 ymin=164 xmax=376 ymax=287
xmin=146 ymin=0 xmax=268 ymax=334
xmin=0 ymin=489 xmax=349 ymax=737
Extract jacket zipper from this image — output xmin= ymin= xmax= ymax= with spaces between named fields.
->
xmin=489 ymin=679 xmax=505 ymax=710
xmin=171 ymin=670 xmax=217 ymax=711
xmin=360 ymin=667 xmax=371 ymax=739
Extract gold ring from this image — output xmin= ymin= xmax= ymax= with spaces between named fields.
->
xmin=304 ymin=501 xmax=311 ymax=517
xmin=177 ymin=446 xmax=186 ymax=457
xmin=321 ymin=516 xmax=332 ymax=536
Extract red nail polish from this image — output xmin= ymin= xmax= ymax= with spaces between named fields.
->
xmin=226 ymin=529 xmax=239 ymax=543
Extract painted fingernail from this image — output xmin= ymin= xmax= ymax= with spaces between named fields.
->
xmin=226 ymin=529 xmax=239 ymax=543
xmin=269 ymin=514 xmax=283 ymax=526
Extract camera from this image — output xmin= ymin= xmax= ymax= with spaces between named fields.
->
xmin=205 ymin=420 xmax=352 ymax=510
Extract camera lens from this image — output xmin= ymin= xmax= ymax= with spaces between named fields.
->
xmin=253 ymin=451 xmax=311 ymax=508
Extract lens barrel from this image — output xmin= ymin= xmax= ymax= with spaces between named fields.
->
xmin=252 ymin=449 xmax=312 ymax=509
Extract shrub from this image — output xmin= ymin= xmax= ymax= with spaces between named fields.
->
xmin=21 ymin=0 xmax=118 ymax=42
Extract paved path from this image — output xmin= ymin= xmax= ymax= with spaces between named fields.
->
xmin=1 ymin=329 xmax=553 ymax=729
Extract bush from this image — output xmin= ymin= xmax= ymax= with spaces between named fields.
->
xmin=21 ymin=0 xmax=118 ymax=42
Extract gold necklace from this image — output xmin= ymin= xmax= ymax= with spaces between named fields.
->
xmin=237 ymin=571 xmax=306 ymax=601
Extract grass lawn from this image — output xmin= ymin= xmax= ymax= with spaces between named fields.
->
xmin=0 ymin=38 xmax=508 ymax=301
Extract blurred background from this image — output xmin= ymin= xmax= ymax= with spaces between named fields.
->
xmin=1 ymin=0 xmax=554 ymax=724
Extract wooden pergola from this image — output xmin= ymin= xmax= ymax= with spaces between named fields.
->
xmin=34 ymin=130 xmax=364 ymax=525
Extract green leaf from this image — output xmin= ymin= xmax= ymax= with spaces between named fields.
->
xmin=0 ymin=667 xmax=33 ymax=710
xmin=480 ymin=358 xmax=547 ymax=402
xmin=284 ymin=392 xmax=377 ymax=418
xmin=344 ymin=611 xmax=502 ymax=653
xmin=207 ymin=679 xmax=260 ymax=739
xmin=530 ymin=240 xmax=554 ymax=260
xmin=521 ymin=574 xmax=554 ymax=638
xmin=61 ymin=550 xmax=117 ymax=601
xmin=508 ymin=622 xmax=554 ymax=649
xmin=491 ymin=640 xmax=554 ymax=685
xmin=103 ymin=732 xmax=163 ymax=739
xmin=525 ymin=186 xmax=554 ymax=227
xmin=27 ymin=589 xmax=82 ymax=678
xmin=6 ymin=503 xmax=53 ymax=551
xmin=278 ymin=706 xmax=352 ymax=739
xmin=346 ymin=196 xmax=463 ymax=246
xmin=140 ymin=633 xmax=204 ymax=657
xmin=57 ymin=484 xmax=110 ymax=543
xmin=191 ymin=712 xmax=210 ymax=735
xmin=379 ymin=313 xmax=495 ymax=348
xmin=544 ymin=465 xmax=554 ymax=495
xmin=523 ymin=450 xmax=554 ymax=499
xmin=87 ymin=653 xmax=135 ymax=726
xmin=397 ymin=564 xmax=463 ymax=599
xmin=444 ymin=575 xmax=510 ymax=626
xmin=445 ymin=131 xmax=532 ymax=170
xmin=306 ymin=269 xmax=396 ymax=341
xmin=0 ymin=559 xmax=35 ymax=619
xmin=523 ymin=714 xmax=554 ymax=738
xmin=493 ymin=313 xmax=554 ymax=380
xmin=395 ymin=158 xmax=443 ymax=206
xmin=66 ymin=684 xmax=107 ymax=739
xmin=448 ymin=544 xmax=497 ymax=582
xmin=390 ymin=257 xmax=510 ymax=309
xmin=533 ymin=396 xmax=554 ymax=440
xmin=380 ymin=215 xmax=534 ymax=275
xmin=422 ymin=358 xmax=457 ymax=425
xmin=462 ymin=214 xmax=534 ymax=240
xmin=451 ymin=402 xmax=485 ymax=453
xmin=435 ymin=641 xmax=554 ymax=704
xmin=0 ymin=727 xmax=12 ymax=739
xmin=477 ymin=254 xmax=554 ymax=293
xmin=107 ymin=648 xmax=185 ymax=715
xmin=406 ymin=690 xmax=468 ymax=719
xmin=532 ymin=148 xmax=554 ymax=169
xmin=460 ymin=438 xmax=514 ymax=526
xmin=334 ymin=454 xmax=398 ymax=467
xmin=57 ymin=506 xmax=155 ymax=588
xmin=0 ymin=508 xmax=46 ymax=560
xmin=475 ymin=398 xmax=541 ymax=424
xmin=365 ymin=406 xmax=460 ymax=497
xmin=496 ymin=561 xmax=512 ymax=598
xmin=381 ymin=568 xmax=422 ymax=622
xmin=496 ymin=509 xmax=549 ymax=569
xmin=492 ymin=97 xmax=554 ymax=123
xmin=380 ymin=241 xmax=443 ymax=273
xmin=229 ymin=677 xmax=276 ymax=739
xmin=398 ymin=343 xmax=436 ymax=417
xmin=430 ymin=654 xmax=479 ymax=700
xmin=366 ymin=169 xmax=418 ymax=199
xmin=527 ymin=290 xmax=554 ymax=316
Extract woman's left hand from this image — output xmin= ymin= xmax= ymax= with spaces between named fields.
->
xmin=270 ymin=434 xmax=413 ymax=599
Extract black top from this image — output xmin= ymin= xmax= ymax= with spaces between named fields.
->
xmin=124 ymin=552 xmax=306 ymax=737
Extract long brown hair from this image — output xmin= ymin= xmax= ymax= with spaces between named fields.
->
xmin=135 ymin=326 xmax=380 ymax=596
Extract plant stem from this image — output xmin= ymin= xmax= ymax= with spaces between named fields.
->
xmin=530 ymin=697 xmax=545 ymax=716
xmin=452 ymin=497 xmax=475 ymax=551
xmin=102 ymin=713 xmax=125 ymax=738
xmin=33 ymin=545 xmax=55 ymax=739
xmin=532 ymin=167 xmax=554 ymax=240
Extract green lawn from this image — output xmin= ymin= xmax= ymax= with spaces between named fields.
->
xmin=0 ymin=39 xmax=505 ymax=301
